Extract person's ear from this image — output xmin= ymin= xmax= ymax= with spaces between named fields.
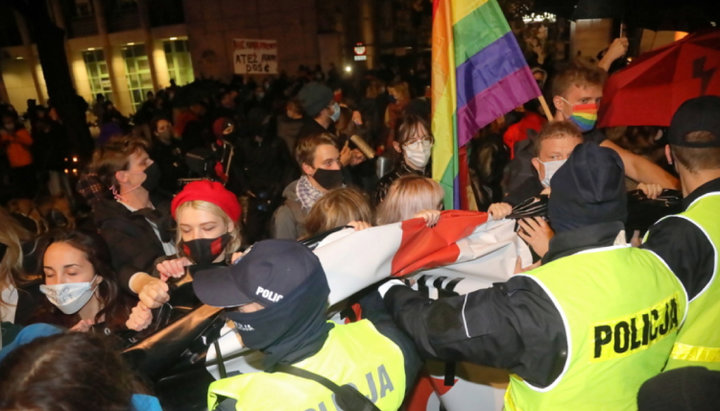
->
xmin=115 ymin=170 xmax=129 ymax=184
xmin=301 ymin=162 xmax=315 ymax=176
xmin=227 ymin=221 xmax=235 ymax=234
xmin=552 ymin=95 xmax=564 ymax=112
xmin=531 ymin=157 xmax=544 ymax=178
xmin=392 ymin=141 xmax=402 ymax=154
xmin=665 ymin=144 xmax=673 ymax=165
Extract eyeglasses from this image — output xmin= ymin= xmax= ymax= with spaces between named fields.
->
xmin=404 ymin=135 xmax=434 ymax=145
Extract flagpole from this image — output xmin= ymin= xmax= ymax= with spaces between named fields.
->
xmin=538 ymin=95 xmax=554 ymax=121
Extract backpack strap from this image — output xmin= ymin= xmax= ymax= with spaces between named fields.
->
xmin=274 ymin=363 xmax=380 ymax=411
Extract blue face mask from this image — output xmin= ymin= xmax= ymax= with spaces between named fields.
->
xmin=329 ymin=102 xmax=341 ymax=123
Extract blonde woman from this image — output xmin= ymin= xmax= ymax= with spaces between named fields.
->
xmin=376 ymin=174 xmax=444 ymax=226
xmin=303 ymin=187 xmax=373 ymax=238
xmin=126 ymin=180 xmax=242 ymax=331
xmin=0 ymin=208 xmax=33 ymax=324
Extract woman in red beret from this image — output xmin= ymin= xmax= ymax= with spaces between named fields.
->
xmin=126 ymin=180 xmax=242 ymax=331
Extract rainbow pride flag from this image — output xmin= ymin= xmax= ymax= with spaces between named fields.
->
xmin=432 ymin=0 xmax=541 ymax=209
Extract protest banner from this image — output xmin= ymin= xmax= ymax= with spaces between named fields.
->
xmin=233 ymin=38 xmax=278 ymax=75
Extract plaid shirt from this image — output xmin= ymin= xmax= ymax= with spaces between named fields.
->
xmin=296 ymin=175 xmax=325 ymax=212
xmin=76 ymin=172 xmax=109 ymax=203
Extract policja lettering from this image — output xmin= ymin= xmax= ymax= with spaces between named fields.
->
xmin=305 ymin=364 xmax=395 ymax=411
xmin=256 ymin=286 xmax=283 ymax=303
xmin=593 ymin=294 xmax=680 ymax=361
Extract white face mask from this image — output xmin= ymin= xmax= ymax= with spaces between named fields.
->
xmin=40 ymin=275 xmax=98 ymax=315
xmin=540 ymin=159 xmax=567 ymax=188
xmin=329 ymin=102 xmax=341 ymax=123
xmin=403 ymin=140 xmax=432 ymax=169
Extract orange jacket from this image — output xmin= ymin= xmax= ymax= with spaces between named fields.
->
xmin=2 ymin=128 xmax=33 ymax=168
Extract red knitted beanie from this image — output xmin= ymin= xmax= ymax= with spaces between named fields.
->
xmin=171 ymin=180 xmax=241 ymax=222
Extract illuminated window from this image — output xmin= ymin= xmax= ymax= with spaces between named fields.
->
xmin=121 ymin=44 xmax=153 ymax=112
xmin=163 ymin=39 xmax=194 ymax=86
xmin=82 ymin=49 xmax=113 ymax=102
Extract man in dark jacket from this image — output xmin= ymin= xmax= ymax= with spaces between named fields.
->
xmin=90 ymin=136 xmax=176 ymax=307
xmin=642 ymin=96 xmax=720 ymax=371
xmin=148 ymin=116 xmax=188 ymax=196
xmin=379 ymin=143 xmax=687 ymax=410
xmin=296 ymin=82 xmax=338 ymax=141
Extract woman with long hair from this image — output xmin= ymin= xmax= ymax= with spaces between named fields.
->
xmin=30 ymin=230 xmax=135 ymax=334
xmin=0 ymin=207 xmax=34 ymax=324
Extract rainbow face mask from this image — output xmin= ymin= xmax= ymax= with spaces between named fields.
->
xmin=563 ymin=99 xmax=598 ymax=132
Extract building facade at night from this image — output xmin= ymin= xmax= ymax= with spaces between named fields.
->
xmin=0 ymin=0 xmax=682 ymax=117
xmin=0 ymin=0 xmax=436 ymax=116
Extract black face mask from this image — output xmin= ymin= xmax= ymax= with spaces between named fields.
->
xmin=312 ymin=168 xmax=343 ymax=190
xmin=181 ymin=233 xmax=231 ymax=266
xmin=225 ymin=267 xmax=331 ymax=369
xmin=0 ymin=242 xmax=7 ymax=262
xmin=142 ymin=162 xmax=162 ymax=192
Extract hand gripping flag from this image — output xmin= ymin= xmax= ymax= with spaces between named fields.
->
xmin=313 ymin=210 xmax=531 ymax=305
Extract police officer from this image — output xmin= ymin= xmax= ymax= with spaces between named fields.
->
xmin=379 ymin=143 xmax=688 ymax=410
xmin=642 ymin=96 xmax=720 ymax=371
xmin=193 ymin=239 xmax=420 ymax=411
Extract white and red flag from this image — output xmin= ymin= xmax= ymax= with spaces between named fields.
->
xmin=315 ymin=210 xmax=531 ymax=305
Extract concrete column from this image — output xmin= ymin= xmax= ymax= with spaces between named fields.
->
xmin=14 ymin=10 xmax=45 ymax=105
xmin=48 ymin=0 xmax=66 ymax=30
xmin=48 ymin=0 xmax=79 ymax=90
xmin=92 ymin=0 xmax=120 ymax=101
xmin=137 ymin=0 xmax=160 ymax=91
xmin=0 ymin=73 xmax=10 ymax=104
xmin=359 ymin=0 xmax=376 ymax=69
xmin=92 ymin=0 xmax=132 ymax=113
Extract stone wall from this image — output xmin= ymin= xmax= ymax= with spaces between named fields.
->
xmin=184 ymin=0 xmax=322 ymax=81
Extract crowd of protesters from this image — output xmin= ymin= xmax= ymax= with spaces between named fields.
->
xmin=1 ymin=20 xmax=719 ymax=410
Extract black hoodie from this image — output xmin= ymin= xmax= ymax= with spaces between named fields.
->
xmin=92 ymin=198 xmax=174 ymax=291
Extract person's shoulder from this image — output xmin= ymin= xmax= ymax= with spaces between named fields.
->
xmin=643 ymin=214 xmax=713 ymax=260
xmin=645 ymin=214 xmax=704 ymax=239
xmin=151 ymin=196 xmax=172 ymax=213
xmin=297 ymin=118 xmax=325 ymax=139
xmin=93 ymin=199 xmax=130 ymax=223
xmin=504 ymin=273 xmax=554 ymax=294
xmin=282 ymin=179 xmax=300 ymax=199
xmin=583 ymin=129 xmax=606 ymax=144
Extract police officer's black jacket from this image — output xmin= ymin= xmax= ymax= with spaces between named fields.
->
xmin=382 ymin=221 xmax=624 ymax=388
xmin=642 ymin=177 xmax=720 ymax=300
